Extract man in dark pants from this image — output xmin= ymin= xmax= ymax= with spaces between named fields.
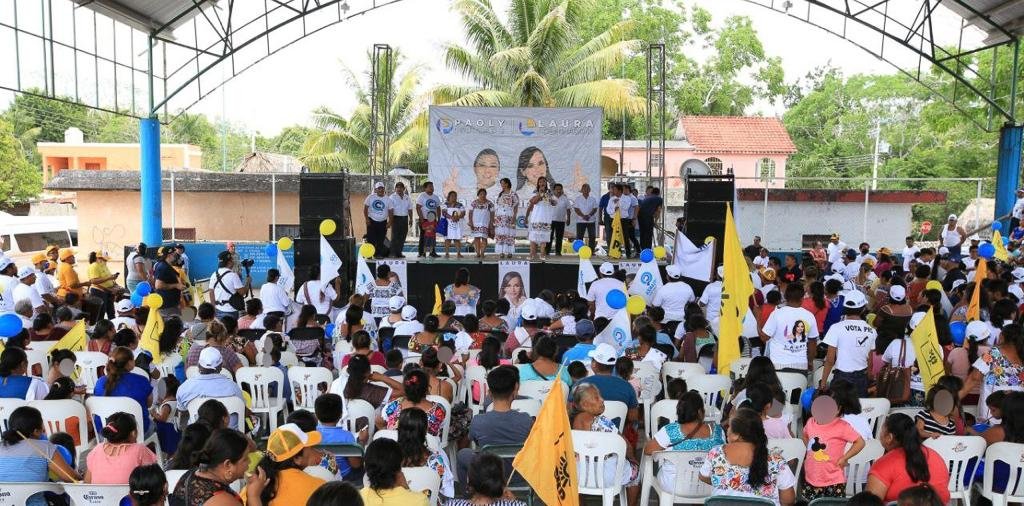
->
xmin=364 ymin=181 xmax=391 ymax=259
xmin=637 ymin=186 xmax=663 ymax=250
xmin=599 ymin=181 xmax=613 ymax=251
xmin=574 ymin=183 xmax=599 ymax=249
xmin=389 ymin=182 xmax=411 ymax=258
xmin=606 ymin=183 xmax=636 ymax=258
xmin=547 ymin=183 xmax=571 ymax=255
xmin=416 ymin=181 xmax=442 ymax=257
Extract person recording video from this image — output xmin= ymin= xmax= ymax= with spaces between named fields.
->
xmin=208 ymin=250 xmax=250 ymax=320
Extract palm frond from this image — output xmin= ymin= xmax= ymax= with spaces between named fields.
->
xmin=553 ymin=39 xmax=641 ymax=90
xmin=551 ymin=78 xmax=645 ymax=118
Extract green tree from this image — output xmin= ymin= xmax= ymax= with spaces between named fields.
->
xmin=434 ymin=0 xmax=645 ymax=120
xmin=258 ymin=125 xmax=313 ymax=157
xmin=301 ymin=51 xmax=426 ymax=173
xmin=0 ymin=118 xmax=43 ymax=207
xmin=2 ymin=90 xmax=90 ymax=143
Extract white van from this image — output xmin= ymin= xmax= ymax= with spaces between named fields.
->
xmin=0 ymin=213 xmax=78 ymax=269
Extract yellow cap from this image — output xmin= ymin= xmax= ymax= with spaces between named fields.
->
xmin=58 ymin=248 xmax=75 ymax=261
xmin=45 ymin=245 xmax=59 ymax=254
xmin=94 ymin=251 xmax=109 ymax=261
xmin=31 ymin=253 xmax=47 ymax=264
xmin=265 ymin=424 xmax=321 ymax=462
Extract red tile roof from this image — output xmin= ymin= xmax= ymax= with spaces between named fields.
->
xmin=679 ymin=116 xmax=797 ymax=154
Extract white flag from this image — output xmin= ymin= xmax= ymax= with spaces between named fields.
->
xmin=594 ymin=308 xmax=632 ymax=353
xmin=319 ymin=235 xmax=344 ymax=294
xmin=577 ymin=257 xmax=598 ymax=297
xmin=355 ymin=253 xmax=375 ymax=295
xmin=674 ymin=232 xmax=715 ymax=282
xmin=628 ymin=260 xmax=663 ymax=302
xmin=276 ymin=248 xmax=294 ymax=292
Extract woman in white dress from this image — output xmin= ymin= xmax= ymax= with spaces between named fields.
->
xmin=493 ymin=178 xmax=519 ymax=259
xmin=526 ymin=176 xmax=557 ymax=260
xmin=469 ymin=188 xmax=494 ymax=259
xmin=442 ymin=191 xmax=465 ymax=259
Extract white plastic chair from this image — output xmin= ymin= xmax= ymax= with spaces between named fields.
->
xmin=632 ymin=361 xmax=660 ymax=402
xmin=518 ymin=380 xmax=555 ymax=401
xmin=185 ymin=366 xmax=233 ymax=379
xmin=647 ymin=398 xmax=678 ymax=439
xmin=155 ymin=353 xmax=181 ymax=379
xmin=303 ymin=465 xmax=336 ymax=481
xmin=288 ymin=366 xmax=333 ymax=410
xmin=372 ymin=429 xmax=442 ymax=452
xmin=981 ymin=442 xmax=1024 ymax=505
xmin=888 ymin=406 xmax=921 ymax=420
xmin=511 ymin=346 xmax=532 ymax=363
xmin=767 ymin=437 xmax=807 ymax=479
xmin=85 ymin=396 xmax=162 ymax=463
xmin=75 ymin=351 xmax=109 ymax=391
xmin=63 ymin=483 xmax=130 ymax=506
xmin=485 ymin=398 xmax=542 ymax=418
xmin=235 ymin=366 xmax=288 ymax=431
xmin=256 ymin=350 xmax=299 ymax=367
xmin=462 ymin=365 xmax=489 ymax=414
xmin=166 ymin=469 xmax=187 ymax=492
xmin=604 ymin=400 xmax=628 ymax=433
xmin=859 ymin=398 xmax=891 ymax=439
xmin=0 ymin=482 xmax=65 ymax=506
xmin=426 ymin=394 xmax=452 ymax=449
xmin=573 ymin=429 xmax=629 ymax=506
xmin=403 ymin=466 xmax=443 ymax=506
xmin=0 ymin=398 xmax=26 ymax=432
xmin=924 ymin=435 xmax=986 ymax=506
xmin=340 ymin=399 xmax=377 ymax=441
xmin=660 ymin=362 xmax=705 ymax=396
xmin=843 ymin=439 xmax=884 ymax=496
xmin=186 ymin=396 xmax=246 ymax=432
xmin=728 ymin=357 xmax=754 ymax=380
xmin=24 ymin=347 xmax=50 ymax=376
xmin=777 ymin=371 xmax=807 ymax=406
xmin=687 ymin=374 xmax=732 ymax=423
xmin=28 ymin=399 xmax=93 ymax=456
xmin=639 ymin=450 xmax=711 ymax=505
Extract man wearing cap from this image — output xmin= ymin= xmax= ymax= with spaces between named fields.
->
xmin=941 ymin=214 xmax=967 ymax=260
xmin=176 ymin=347 xmax=245 ymax=421
xmin=942 ymin=258 xmax=968 ymax=292
xmin=260 ymin=268 xmax=292 ymax=320
xmin=173 ymin=243 xmax=190 ymax=279
xmin=209 ymin=250 xmax=250 ymax=320
xmin=826 ymin=234 xmax=847 ymax=264
xmin=389 ymin=181 xmax=412 ymax=258
xmin=586 ymin=262 xmax=625 ymax=320
xmin=111 ymin=299 xmax=138 ymax=334
xmin=561 ymin=319 xmax=597 ymax=366
xmin=55 ymin=249 xmax=90 ymax=300
xmin=416 ymin=181 xmax=442 ymax=258
xmin=44 ymin=245 xmax=59 ymax=275
xmin=504 ymin=301 xmax=542 ymax=353
xmin=29 ymin=253 xmax=60 ymax=308
xmin=578 ymin=343 xmax=639 ymax=424
xmin=393 ymin=305 xmax=424 ymax=337
xmin=0 ymin=257 xmax=19 ymax=316
xmin=377 ymin=296 xmax=406 ymax=329
xmin=365 ymin=181 xmax=392 ymax=259
xmin=13 ymin=267 xmax=46 ymax=316
xmin=153 ymin=247 xmax=186 ymax=317
xmin=652 ymin=265 xmax=695 ymax=328
xmin=819 ymin=290 xmax=876 ymax=396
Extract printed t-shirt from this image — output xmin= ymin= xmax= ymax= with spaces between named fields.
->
xmin=762 ymin=305 xmax=820 ymax=370
xmin=803 ymin=417 xmax=862 ymax=486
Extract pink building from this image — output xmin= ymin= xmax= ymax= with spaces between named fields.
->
xmin=600 ymin=116 xmax=797 ymax=204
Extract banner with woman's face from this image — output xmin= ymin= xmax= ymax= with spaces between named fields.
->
xmin=428 ymin=106 xmax=603 ymax=205
xmin=498 ymin=260 xmax=531 ymax=304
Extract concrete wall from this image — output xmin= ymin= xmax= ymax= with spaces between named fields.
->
xmin=598 ymin=146 xmax=788 ymax=188
xmin=734 ymin=200 xmax=913 ymax=251
xmin=38 ymin=143 xmax=202 ymax=183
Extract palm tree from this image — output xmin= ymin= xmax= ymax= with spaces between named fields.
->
xmin=434 ymin=0 xmax=645 ymax=119
xmin=301 ymin=51 xmax=426 ymax=173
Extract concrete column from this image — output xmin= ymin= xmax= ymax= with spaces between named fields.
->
xmin=140 ymin=117 xmax=163 ymax=246
xmin=996 ymin=123 xmax=1023 ymax=227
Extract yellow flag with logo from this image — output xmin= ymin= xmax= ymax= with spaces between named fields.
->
xmin=52 ymin=320 xmax=87 ymax=351
xmin=718 ymin=203 xmax=753 ymax=376
xmin=512 ymin=374 xmax=579 ymax=506
xmin=910 ymin=307 xmax=945 ymax=391
xmin=993 ymin=230 xmax=1010 ymax=262
xmin=140 ymin=306 xmax=164 ymax=359
xmin=609 ymin=209 xmax=624 ymax=259
xmin=966 ymin=258 xmax=987 ymax=321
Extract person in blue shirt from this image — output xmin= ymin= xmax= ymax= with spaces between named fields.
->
xmin=314 ymin=393 xmax=362 ymax=480
xmin=94 ymin=346 xmax=154 ymax=435
xmin=578 ymin=343 xmax=639 ymax=426
xmin=561 ymin=319 xmax=597 ymax=366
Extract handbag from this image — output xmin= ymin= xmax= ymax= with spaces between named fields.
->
xmin=876 ymin=338 xmax=912 ymax=404
xmin=437 ymin=216 xmax=449 ymax=236
xmin=214 ymin=269 xmax=245 ymax=311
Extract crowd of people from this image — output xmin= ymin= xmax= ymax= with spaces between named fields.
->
xmin=1 ymin=199 xmax=1023 ymax=506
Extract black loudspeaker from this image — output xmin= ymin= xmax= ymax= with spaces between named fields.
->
xmin=684 ymin=174 xmax=734 ymax=266
xmin=292 ymin=237 xmax=355 ymax=298
xmin=299 ymin=173 xmax=346 ymax=239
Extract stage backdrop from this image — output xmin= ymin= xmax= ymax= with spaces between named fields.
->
xmin=428 ymin=106 xmax=603 ymax=219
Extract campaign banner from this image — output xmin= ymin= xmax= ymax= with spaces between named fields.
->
xmin=376 ymin=259 xmax=408 ymax=298
xmin=498 ymin=260 xmax=531 ymax=304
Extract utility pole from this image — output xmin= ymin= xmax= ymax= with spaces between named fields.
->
xmin=871 ymin=117 xmax=881 ymax=191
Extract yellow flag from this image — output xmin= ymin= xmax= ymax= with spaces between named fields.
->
xmin=140 ymin=306 xmax=164 ymax=359
xmin=432 ymin=284 xmax=443 ymax=315
xmin=609 ymin=209 xmax=624 ymax=259
xmin=993 ymin=230 xmax=1010 ymax=262
xmin=966 ymin=258 xmax=987 ymax=321
xmin=718 ymin=203 xmax=753 ymax=376
xmin=512 ymin=375 xmax=579 ymax=506
xmin=53 ymin=320 xmax=87 ymax=352
xmin=910 ymin=307 xmax=945 ymax=391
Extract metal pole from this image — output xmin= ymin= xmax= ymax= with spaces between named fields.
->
xmin=863 ymin=180 xmax=870 ymax=242
xmin=272 ymin=173 xmax=277 ymax=239
xmin=871 ymin=118 xmax=881 ymax=191
xmin=762 ymin=175 xmax=769 ymax=240
xmin=170 ymin=173 xmax=175 ymax=241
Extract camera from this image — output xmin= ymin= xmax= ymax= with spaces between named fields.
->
xmin=241 ymin=258 xmax=254 ymax=275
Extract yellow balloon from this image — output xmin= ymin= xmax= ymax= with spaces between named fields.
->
xmin=705 ymin=236 xmax=715 ymax=245
xmin=627 ymin=295 xmax=647 ymax=315
xmin=925 ymin=280 xmax=943 ymax=292
xmin=143 ymin=293 xmax=163 ymax=309
xmin=578 ymin=246 xmax=592 ymax=260
xmin=609 ymin=248 xmax=622 ymax=259
xmin=360 ymin=243 xmax=376 ymax=259
xmin=653 ymin=246 xmax=667 ymax=259
xmin=277 ymin=236 xmax=293 ymax=251
xmin=319 ymin=219 xmax=337 ymax=236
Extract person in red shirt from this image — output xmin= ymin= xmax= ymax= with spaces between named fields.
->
xmin=866 ymin=413 xmax=950 ymax=504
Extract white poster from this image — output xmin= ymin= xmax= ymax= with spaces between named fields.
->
xmin=376 ymin=259 xmax=408 ymax=297
xmin=498 ymin=260 xmax=531 ymax=307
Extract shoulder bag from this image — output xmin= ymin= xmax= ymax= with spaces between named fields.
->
xmin=876 ymin=338 xmax=911 ymax=404
xmin=214 ymin=269 xmax=245 ymax=311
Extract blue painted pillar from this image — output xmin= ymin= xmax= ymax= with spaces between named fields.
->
xmin=140 ymin=117 xmax=163 ymax=246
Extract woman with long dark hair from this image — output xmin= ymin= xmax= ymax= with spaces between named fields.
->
xmin=514 ymin=146 xmax=554 ymax=197
xmin=444 ymin=267 xmax=481 ymax=317
xmin=397 ymin=408 xmax=454 ymax=498
xmin=252 ymin=424 xmax=326 ymax=504
xmin=129 ymin=463 xmax=168 ymax=506
xmin=644 ymin=391 xmax=725 ymax=490
xmin=171 ymin=428 xmax=266 ymax=506
xmin=340 ymin=354 xmax=401 ymax=412
xmin=802 ymin=281 xmax=830 ymax=335
xmin=0 ymin=406 xmax=80 ymax=502
xmin=525 ymin=176 xmax=557 ymax=260
xmin=359 ymin=438 xmax=429 ymax=506
xmin=378 ymin=369 xmax=447 ymax=437
xmin=698 ymin=407 xmax=796 ymax=505
xmin=447 ymin=452 xmax=526 ymax=506
xmin=166 ymin=421 xmax=212 ymax=470
xmin=85 ymin=411 xmax=157 ymax=484
xmin=866 ymin=413 xmax=950 ymax=504
xmin=341 ymin=330 xmax=385 ymax=368
xmin=493 ymin=177 xmax=519 ymax=259
xmin=499 ymin=271 xmax=527 ymax=327
xmin=94 ymin=346 xmax=154 ymax=434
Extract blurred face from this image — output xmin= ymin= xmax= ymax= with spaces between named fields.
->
xmin=474 ymin=154 xmax=500 ymax=188
xmin=524 ymin=151 xmax=548 ymax=183
xmin=395 ymin=183 xmax=405 ymax=195
xmin=581 ymin=388 xmax=605 ymax=416
xmin=447 ymin=191 xmax=458 ymax=204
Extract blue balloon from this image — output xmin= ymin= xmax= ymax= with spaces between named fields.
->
xmin=979 ymin=243 xmax=996 ymax=259
xmin=325 ymin=323 xmax=336 ymax=337
xmin=606 ymin=289 xmax=627 ymax=310
xmin=265 ymin=243 xmax=278 ymax=258
xmin=130 ymin=292 xmax=144 ymax=308
xmin=992 ymin=221 xmax=1003 ymax=231
xmin=136 ymin=281 xmax=152 ymax=297
xmin=639 ymin=249 xmax=655 ymax=263
xmin=950 ymin=321 xmax=967 ymax=347
xmin=572 ymin=239 xmax=584 ymax=252
xmin=0 ymin=314 xmax=21 ymax=338
xmin=801 ymin=387 xmax=817 ymax=412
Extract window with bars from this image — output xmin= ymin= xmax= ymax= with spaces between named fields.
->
xmin=758 ymin=158 xmax=776 ymax=182
xmin=705 ymin=157 xmax=723 ymax=175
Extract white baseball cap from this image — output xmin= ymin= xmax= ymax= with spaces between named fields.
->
xmin=966 ymin=320 xmax=991 ymax=342
xmin=115 ymin=299 xmax=135 ymax=313
xmin=938 ymin=246 xmax=950 ymax=256
xmin=0 ymin=257 xmax=13 ymax=271
xmin=825 ymin=273 xmax=845 ymax=284
xmin=599 ymin=262 xmax=615 ymax=275
xmin=388 ymin=296 xmax=406 ymax=312
xmin=401 ymin=305 xmax=417 ymax=321
xmin=1012 ymin=267 xmax=1024 ymax=283
xmin=909 ymin=311 xmax=927 ymax=330
xmin=16 ymin=266 xmax=35 ymax=280
xmin=951 ymin=279 xmax=967 ymax=291
xmin=198 ymin=347 xmax=223 ymax=370
xmin=1010 ymin=284 xmax=1024 ymax=302
xmin=374 ymin=181 xmax=385 ymax=189
xmin=520 ymin=301 xmax=538 ymax=321
xmin=587 ymin=343 xmax=618 ymax=365
xmin=843 ymin=290 xmax=867 ymax=309
xmin=665 ymin=264 xmax=682 ymax=279
xmin=948 ymin=214 xmax=958 ymax=221
xmin=889 ymin=285 xmax=906 ymax=302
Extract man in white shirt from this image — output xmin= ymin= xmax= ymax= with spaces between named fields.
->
xmin=752 ymin=249 xmax=770 ymax=269
xmin=393 ymin=305 xmax=424 ymax=336
xmin=0 ymin=257 xmax=17 ymax=316
xmin=696 ymin=266 xmax=724 ymax=335
xmin=586 ymin=262 xmax=625 ymax=320
xmin=818 ymin=290 xmax=876 ymax=396
xmin=826 ymin=233 xmax=847 ymax=263
xmin=547 ymin=183 xmax=572 ymax=256
xmin=901 ymin=236 xmax=920 ymax=273
xmin=296 ymin=267 xmax=339 ymax=317
xmin=842 ymin=250 xmax=862 ymax=281
xmin=208 ymin=250 xmax=249 ymax=320
xmin=389 ymin=181 xmax=412 ymax=258
xmin=260 ymin=268 xmax=292 ymax=318
xmin=416 ymin=181 xmax=443 ymax=258
xmin=855 ymin=242 xmax=877 ymax=265
xmin=573 ymin=183 xmax=599 ymax=249
xmin=110 ymin=298 xmax=138 ymax=334
xmin=760 ymin=283 xmax=819 ymax=371
xmin=13 ymin=267 xmax=46 ymax=316
xmin=365 ymin=181 xmax=392 ymax=259
xmin=605 ymin=183 xmax=637 ymax=258
xmin=652 ymin=265 xmax=695 ymax=325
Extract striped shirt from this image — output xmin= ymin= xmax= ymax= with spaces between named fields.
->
xmin=0 ymin=439 xmax=57 ymax=506
xmin=915 ymin=410 xmax=956 ymax=436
